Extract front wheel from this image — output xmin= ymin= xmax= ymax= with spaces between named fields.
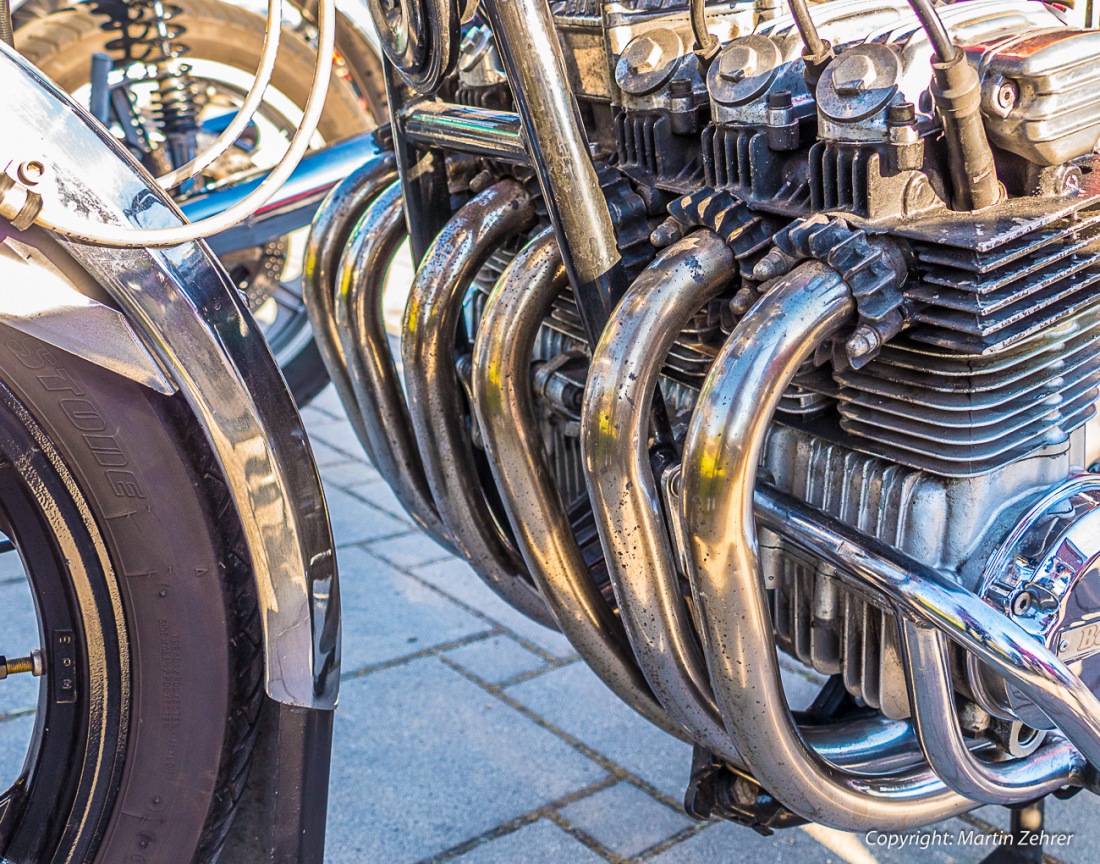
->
xmin=0 ymin=309 xmax=262 ymax=862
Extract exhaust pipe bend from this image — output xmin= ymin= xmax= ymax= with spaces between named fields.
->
xmin=334 ymin=181 xmax=455 ymax=552
xmin=581 ymin=233 xmax=952 ymax=776
xmin=472 ymin=228 xmax=680 ymax=735
xmin=403 ymin=181 xmax=556 ymax=628
xmin=682 ymin=260 xmax=975 ymax=831
xmin=303 ymin=152 xmax=398 ymax=456
xmin=581 ymin=231 xmax=741 ymax=753
xmin=900 ymin=622 xmax=1084 ymax=804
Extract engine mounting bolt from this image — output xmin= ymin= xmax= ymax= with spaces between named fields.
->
xmin=845 ymin=325 xmax=881 ymax=360
xmin=1011 ymin=591 xmax=1033 ymax=616
xmin=17 ymin=160 xmax=45 ymax=186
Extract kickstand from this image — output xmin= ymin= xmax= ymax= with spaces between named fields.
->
xmin=978 ymin=799 xmax=1045 ymax=864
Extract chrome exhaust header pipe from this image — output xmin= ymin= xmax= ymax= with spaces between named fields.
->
xmin=471 ymin=229 xmax=679 ymax=735
xmin=580 ymin=234 xmax=954 ymax=778
xmin=303 ymin=152 xmax=398 ymax=457
xmin=682 ymin=258 xmax=1100 ymax=828
xmin=900 ymin=622 xmax=1084 ymax=804
xmin=333 ymin=181 xmax=454 ymax=551
xmin=402 ymin=180 xmax=555 ymax=628
xmin=581 ymin=231 xmax=740 ymax=753
xmin=682 ymin=260 xmax=975 ymax=830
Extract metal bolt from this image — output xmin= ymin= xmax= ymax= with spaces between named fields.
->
xmin=845 ymin=325 xmax=881 ymax=360
xmin=995 ymin=80 xmax=1018 ymax=114
xmin=16 ymin=160 xmax=44 ymax=187
xmin=627 ymin=35 xmax=664 ymax=75
xmin=719 ymin=44 xmax=757 ymax=83
xmin=752 ymin=248 xmax=794 ymax=282
xmin=0 ymin=648 xmax=44 ymax=680
xmin=832 ymin=54 xmax=875 ymax=96
xmin=1011 ymin=591 xmax=1033 ymax=616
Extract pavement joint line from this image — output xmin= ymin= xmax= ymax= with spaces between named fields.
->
xmin=412 ymin=776 xmax=621 ymax=864
xmin=0 ymin=706 xmax=34 ymax=724
xmin=633 ymin=821 xmax=712 ymax=862
xmin=957 ymin=812 xmax=1066 ymax=864
xmin=438 ymin=654 xmax=689 ymax=813
xmin=335 ymin=484 xmax=418 ymax=527
xmin=493 ymin=655 xmax=583 ymax=689
xmin=544 ymin=810 xmax=624 ymax=863
xmin=338 ymin=529 xmax=423 ymax=550
xmin=381 ymin=558 xmax=573 ymax=666
xmin=340 ymin=629 xmax=502 ymax=681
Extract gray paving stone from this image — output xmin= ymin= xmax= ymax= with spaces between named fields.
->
xmin=650 ymin=822 xmax=829 ymax=864
xmin=1029 ymin=794 xmax=1100 ymax=864
xmin=506 ymin=662 xmax=694 ymax=801
xmin=301 ymin=405 xmax=342 ymax=430
xmin=0 ymin=713 xmax=34 ymax=791
xmin=445 ymin=635 xmax=548 ymax=684
xmin=449 ymin=820 xmax=606 ymax=864
xmin=368 ymin=530 xmax=453 ymax=568
xmin=309 ymin=384 xmax=347 ymax=419
xmin=347 ymin=481 xmax=414 ymax=524
xmin=310 ymin=420 xmax=373 ymax=462
xmin=416 ymin=557 xmax=576 ymax=660
xmin=326 ymin=657 xmax=607 ymax=864
xmin=338 ymin=546 xmax=491 ymax=674
xmin=311 ymin=438 xmax=353 ymax=468
xmin=558 ymin=781 xmax=692 ymax=857
xmin=320 ymin=459 xmax=383 ymax=490
xmin=326 ymin=486 xmax=408 ymax=547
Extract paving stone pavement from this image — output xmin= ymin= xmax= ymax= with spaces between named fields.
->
xmin=298 ymin=385 xmax=1100 ymax=864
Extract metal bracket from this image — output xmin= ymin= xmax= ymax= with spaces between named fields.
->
xmin=0 ymin=226 xmax=175 ymax=394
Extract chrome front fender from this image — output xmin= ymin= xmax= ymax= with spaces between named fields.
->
xmin=0 ymin=43 xmax=339 ymax=710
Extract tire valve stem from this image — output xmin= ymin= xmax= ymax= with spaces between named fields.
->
xmin=0 ymin=649 xmax=45 ymax=680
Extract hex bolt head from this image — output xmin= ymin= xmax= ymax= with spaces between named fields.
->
xmin=17 ymin=160 xmax=45 ymax=186
xmin=832 ymin=53 xmax=875 ymax=96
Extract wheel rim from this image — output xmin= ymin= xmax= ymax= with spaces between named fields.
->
xmin=0 ymin=380 xmax=127 ymax=864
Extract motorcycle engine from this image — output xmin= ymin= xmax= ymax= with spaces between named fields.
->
xmin=459 ymin=0 xmax=1100 ymax=730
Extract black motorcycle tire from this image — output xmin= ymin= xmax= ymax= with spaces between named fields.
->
xmin=15 ymin=0 xmax=379 ymax=406
xmin=0 ymin=323 xmax=262 ymax=864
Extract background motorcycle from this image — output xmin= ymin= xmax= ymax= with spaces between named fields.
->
xmin=13 ymin=0 xmax=387 ymax=404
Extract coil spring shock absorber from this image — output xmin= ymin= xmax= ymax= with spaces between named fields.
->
xmin=98 ymin=0 xmax=202 ymax=185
